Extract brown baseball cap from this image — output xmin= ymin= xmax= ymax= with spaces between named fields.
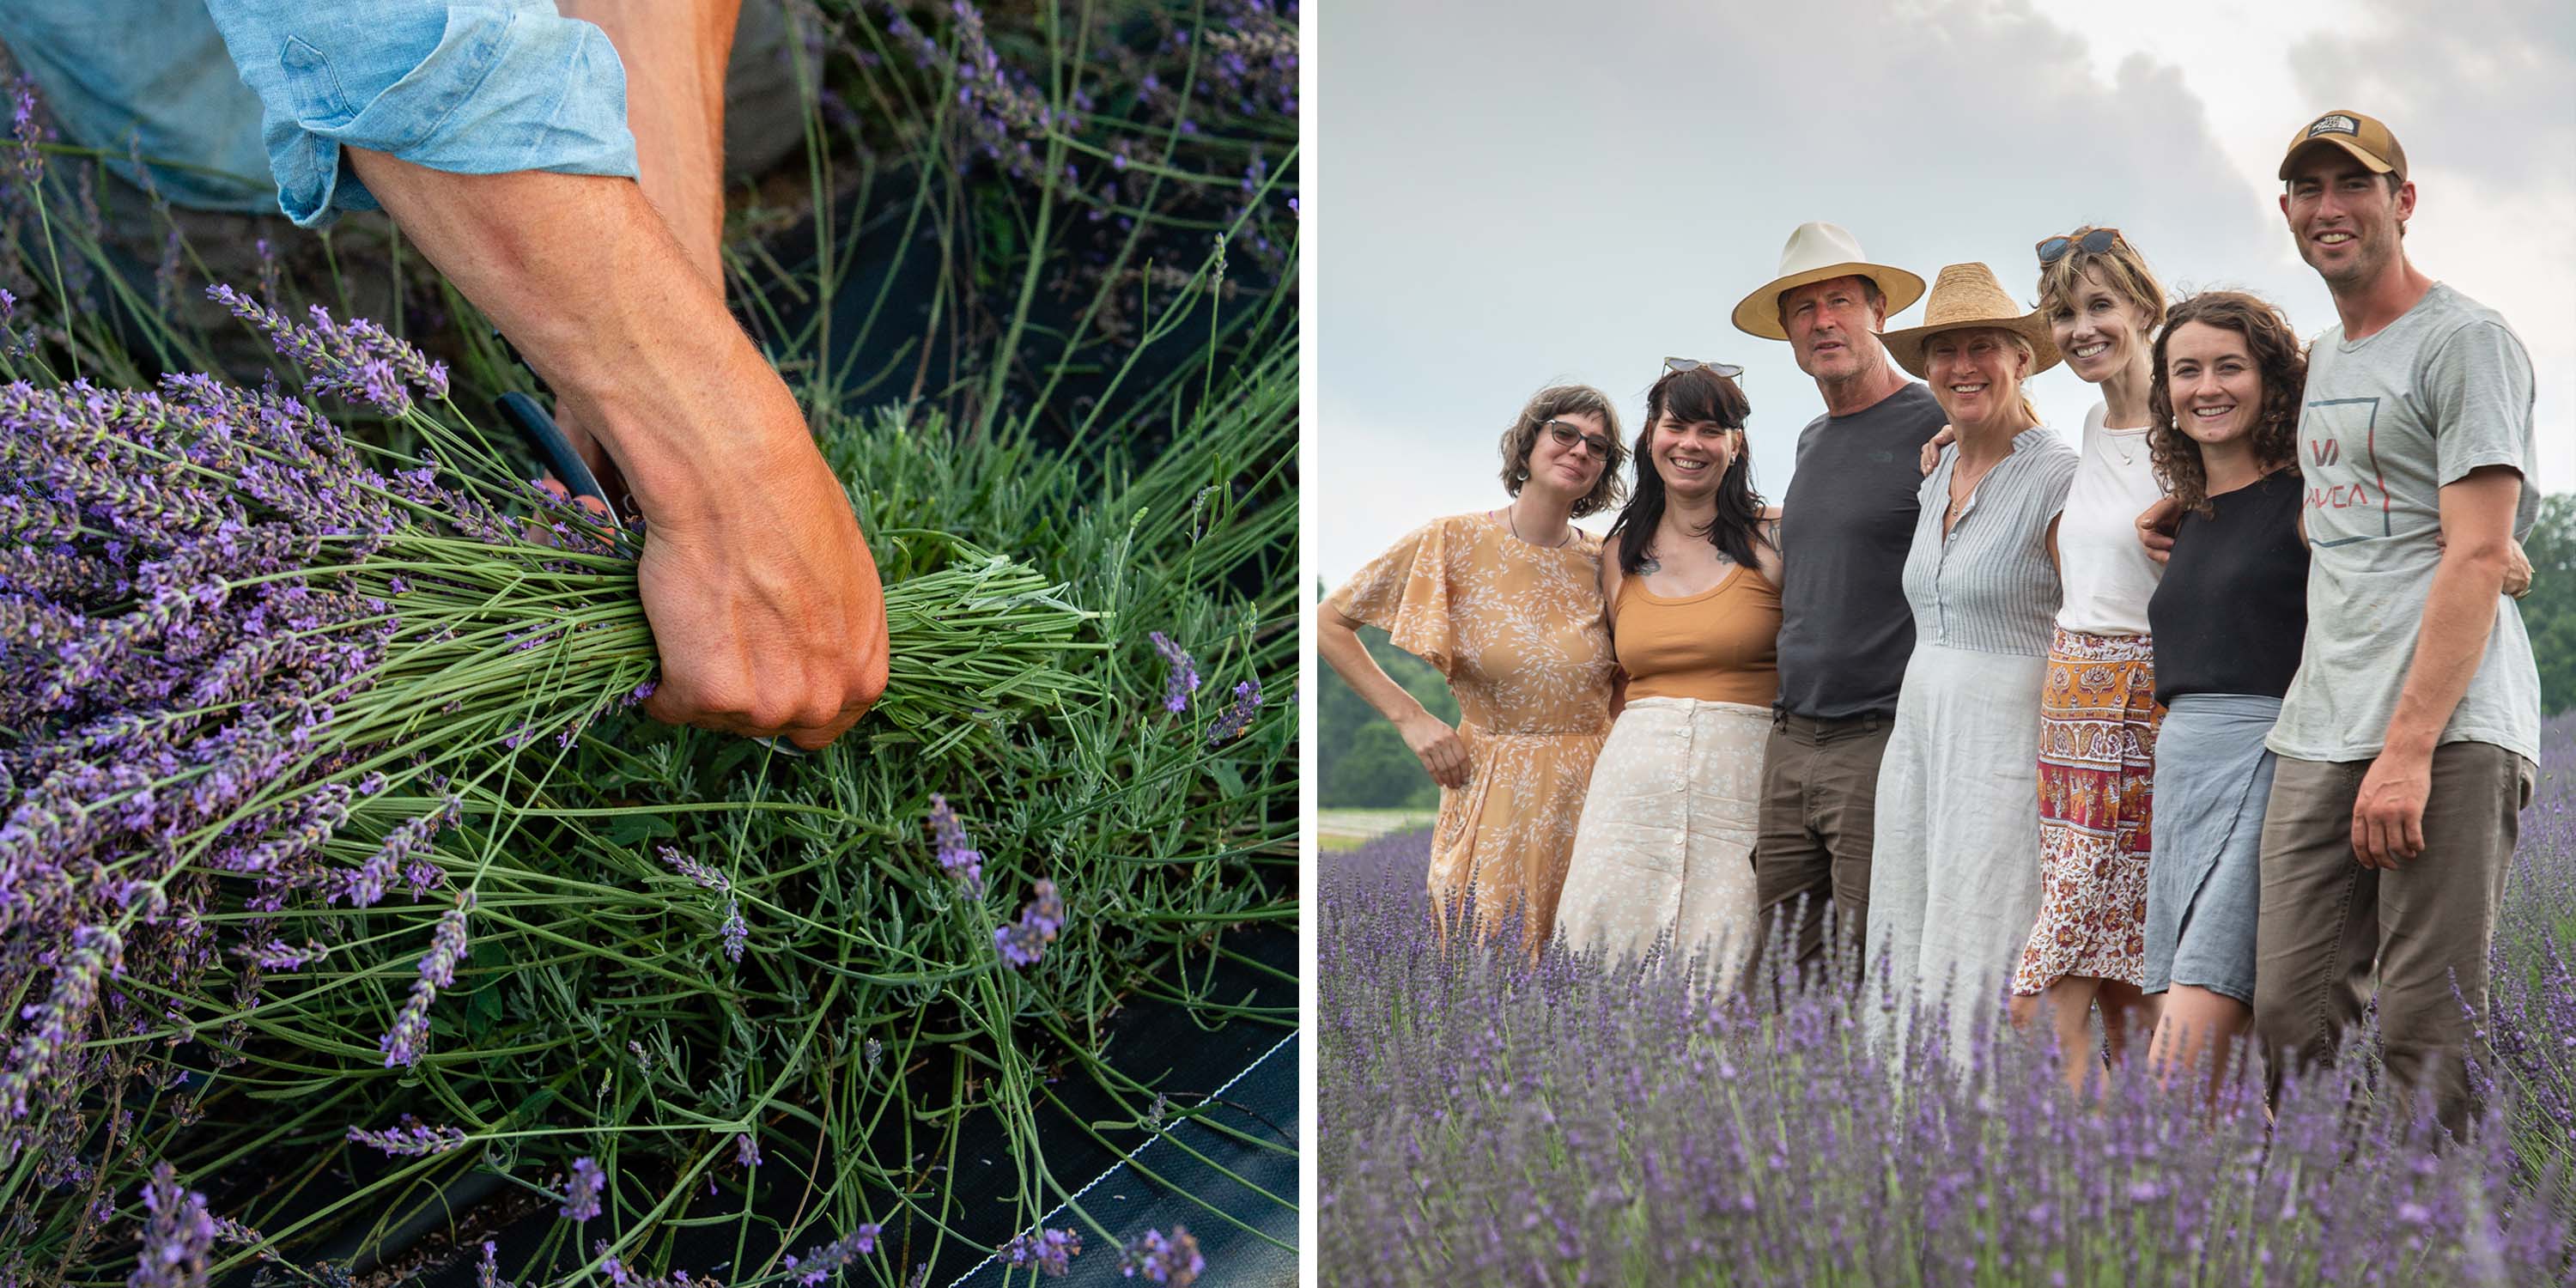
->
xmin=2278 ymin=109 xmax=2407 ymax=181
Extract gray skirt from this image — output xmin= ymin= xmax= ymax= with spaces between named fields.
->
xmin=2141 ymin=694 xmax=2281 ymax=1005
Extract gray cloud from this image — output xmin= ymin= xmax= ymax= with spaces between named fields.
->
xmin=2287 ymin=0 xmax=2576 ymax=190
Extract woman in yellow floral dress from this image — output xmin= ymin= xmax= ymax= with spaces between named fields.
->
xmin=1318 ymin=385 xmax=1627 ymax=945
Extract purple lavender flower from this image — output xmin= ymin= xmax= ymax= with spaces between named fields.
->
xmin=127 ymin=1163 xmax=216 ymax=1288
xmin=1117 ymin=1226 xmax=1202 ymax=1286
xmin=1000 ymin=1227 xmax=1082 ymax=1276
xmin=378 ymin=896 xmax=471 ymax=1067
xmin=0 ymin=924 xmax=120 ymax=1117
xmin=878 ymin=2 xmax=1056 ymax=176
xmin=208 ymin=1214 xmax=265 ymax=1248
xmin=720 ymin=894 xmax=749 ymax=963
xmin=204 ymin=286 xmax=450 ymax=416
xmin=7 ymin=78 xmax=42 ymax=185
xmin=1147 ymin=633 xmax=1199 ymax=713
xmin=784 ymin=1225 xmax=882 ymax=1285
xmin=237 ymin=939 xmax=330 ymax=971
xmin=404 ymin=858 xmax=445 ymax=900
xmin=657 ymin=844 xmax=730 ymax=892
xmin=1204 ymin=679 xmax=1261 ymax=744
xmin=562 ymin=1157 xmax=605 ymax=1222
xmin=252 ymin=238 xmax=280 ymax=307
xmin=927 ymin=794 xmax=983 ymax=890
xmin=594 ymin=1240 xmax=630 ymax=1286
xmin=477 ymin=1241 xmax=505 ymax=1288
xmin=736 ymin=1132 xmax=762 ymax=1168
xmin=994 ymin=879 xmax=1065 ymax=969
xmin=341 ymin=806 xmax=447 ymax=908
xmin=346 ymin=1115 xmax=470 ymax=1157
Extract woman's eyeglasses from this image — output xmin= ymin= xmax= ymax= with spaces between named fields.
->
xmin=1541 ymin=419 xmax=1618 ymax=461
xmin=2036 ymin=228 xmax=2122 ymax=264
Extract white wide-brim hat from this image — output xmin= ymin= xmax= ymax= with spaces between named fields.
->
xmin=1875 ymin=262 xmax=2063 ymax=380
xmin=1730 ymin=222 xmax=1928 ymax=341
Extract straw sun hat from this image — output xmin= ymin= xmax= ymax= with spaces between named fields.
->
xmin=1729 ymin=222 xmax=1927 ymax=341
xmin=1874 ymin=262 xmax=2062 ymax=380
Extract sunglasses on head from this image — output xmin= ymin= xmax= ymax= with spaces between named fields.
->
xmin=1540 ymin=419 xmax=1619 ymax=462
xmin=1662 ymin=356 xmax=1746 ymax=384
xmin=2036 ymin=228 xmax=2123 ymax=264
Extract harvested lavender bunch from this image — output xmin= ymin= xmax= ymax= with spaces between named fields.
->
xmin=0 ymin=294 xmax=1099 ymax=1212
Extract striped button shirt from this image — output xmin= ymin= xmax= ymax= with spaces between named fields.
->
xmin=1901 ymin=426 xmax=2080 ymax=657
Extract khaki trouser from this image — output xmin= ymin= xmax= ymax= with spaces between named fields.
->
xmin=1749 ymin=711 xmax=1892 ymax=987
xmin=2251 ymin=741 xmax=2535 ymax=1138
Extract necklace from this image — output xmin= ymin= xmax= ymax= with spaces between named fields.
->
xmin=1507 ymin=506 xmax=1572 ymax=549
xmin=2108 ymin=429 xmax=2143 ymax=468
xmin=1946 ymin=456 xmax=2002 ymax=536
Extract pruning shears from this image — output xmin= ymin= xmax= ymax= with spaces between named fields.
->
xmin=494 ymin=389 xmax=619 ymax=524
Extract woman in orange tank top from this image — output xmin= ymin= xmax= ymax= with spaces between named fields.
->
xmin=1555 ymin=363 xmax=1783 ymax=990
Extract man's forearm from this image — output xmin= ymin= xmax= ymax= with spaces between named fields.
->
xmin=340 ymin=152 xmax=799 ymax=527
xmin=560 ymin=0 xmax=741 ymax=291
xmin=2380 ymin=539 xmax=2508 ymax=760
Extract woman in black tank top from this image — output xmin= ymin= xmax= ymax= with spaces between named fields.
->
xmin=2137 ymin=291 xmax=2310 ymax=1109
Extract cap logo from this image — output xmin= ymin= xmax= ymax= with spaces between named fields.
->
xmin=2307 ymin=114 xmax=2360 ymax=138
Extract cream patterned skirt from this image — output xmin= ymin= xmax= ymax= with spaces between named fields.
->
xmin=1555 ymin=696 xmax=1769 ymax=987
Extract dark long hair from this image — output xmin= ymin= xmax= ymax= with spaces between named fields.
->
xmin=2148 ymin=290 xmax=2306 ymax=516
xmin=1606 ymin=367 xmax=1766 ymax=575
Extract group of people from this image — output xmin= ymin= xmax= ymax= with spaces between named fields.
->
xmin=1317 ymin=109 xmax=2543 ymax=1135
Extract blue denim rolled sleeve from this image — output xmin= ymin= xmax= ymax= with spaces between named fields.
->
xmin=209 ymin=2 xmax=639 ymax=225
xmin=0 ymin=2 xmax=638 ymax=227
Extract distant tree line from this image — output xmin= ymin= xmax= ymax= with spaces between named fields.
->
xmin=1317 ymin=491 xmax=2573 ymax=810
xmin=1315 ymin=605 xmax=1458 ymax=810
xmin=2520 ymin=492 xmax=2575 ymax=718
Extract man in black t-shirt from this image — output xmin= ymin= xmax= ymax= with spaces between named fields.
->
xmin=1727 ymin=222 xmax=1944 ymax=981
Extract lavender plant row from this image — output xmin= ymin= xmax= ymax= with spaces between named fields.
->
xmin=1319 ymin=718 xmax=2576 ymax=1286
xmin=2477 ymin=718 xmax=2576 ymax=1233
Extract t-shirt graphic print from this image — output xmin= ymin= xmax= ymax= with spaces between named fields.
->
xmin=2299 ymin=394 xmax=2401 ymax=543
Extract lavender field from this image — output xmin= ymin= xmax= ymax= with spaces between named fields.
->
xmin=1318 ymin=717 xmax=2576 ymax=1285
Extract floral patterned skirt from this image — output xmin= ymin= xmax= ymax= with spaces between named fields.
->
xmin=2011 ymin=628 xmax=2162 ymax=993
xmin=1427 ymin=722 xmax=1608 ymax=949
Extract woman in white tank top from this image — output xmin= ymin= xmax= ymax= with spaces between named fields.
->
xmin=2007 ymin=227 xmax=2172 ymax=1090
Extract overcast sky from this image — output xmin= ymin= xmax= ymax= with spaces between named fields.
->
xmin=1313 ymin=0 xmax=2576 ymax=585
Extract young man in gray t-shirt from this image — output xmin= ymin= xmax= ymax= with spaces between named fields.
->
xmin=2251 ymin=110 xmax=2540 ymax=1137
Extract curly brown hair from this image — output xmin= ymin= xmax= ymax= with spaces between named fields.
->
xmin=1499 ymin=384 xmax=1628 ymax=519
xmin=2148 ymin=291 xmax=2306 ymax=516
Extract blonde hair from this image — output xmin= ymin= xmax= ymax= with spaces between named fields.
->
xmin=2036 ymin=227 xmax=2167 ymax=334
xmin=2002 ymin=331 xmax=2044 ymax=425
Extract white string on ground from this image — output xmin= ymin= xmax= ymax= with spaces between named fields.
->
xmin=941 ymin=1028 xmax=1300 ymax=1287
